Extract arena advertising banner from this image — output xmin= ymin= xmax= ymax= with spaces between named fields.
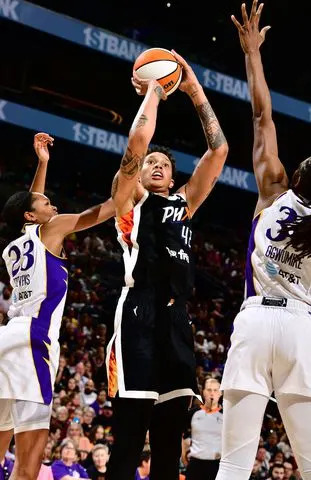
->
xmin=0 ymin=98 xmax=257 ymax=193
xmin=0 ymin=0 xmax=310 ymax=124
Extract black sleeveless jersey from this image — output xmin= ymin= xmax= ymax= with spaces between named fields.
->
xmin=116 ymin=190 xmax=194 ymax=299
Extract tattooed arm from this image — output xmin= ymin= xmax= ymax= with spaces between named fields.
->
xmin=173 ymin=51 xmax=228 ymax=215
xmin=232 ymin=0 xmax=288 ymax=217
xmin=112 ymin=78 xmax=166 ymax=217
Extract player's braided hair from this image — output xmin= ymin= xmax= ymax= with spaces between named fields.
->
xmin=281 ymin=215 xmax=311 ymax=259
xmin=147 ymin=145 xmax=176 ymax=179
xmin=280 ymin=157 xmax=311 ymax=258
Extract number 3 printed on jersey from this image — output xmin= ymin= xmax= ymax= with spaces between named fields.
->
xmin=8 ymin=240 xmax=35 ymax=277
xmin=266 ymin=206 xmax=297 ymax=242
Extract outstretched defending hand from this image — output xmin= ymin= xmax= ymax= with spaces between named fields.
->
xmin=33 ymin=132 xmax=54 ymax=163
xmin=171 ymin=50 xmax=200 ymax=95
xmin=131 ymin=72 xmax=167 ymax=100
xmin=231 ymin=0 xmax=271 ymax=54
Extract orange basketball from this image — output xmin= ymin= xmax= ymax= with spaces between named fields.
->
xmin=133 ymin=48 xmax=182 ymax=96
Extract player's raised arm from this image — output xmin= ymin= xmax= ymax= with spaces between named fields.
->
xmin=172 ymin=51 xmax=229 ymax=216
xmin=112 ymin=76 xmax=166 ymax=216
xmin=30 ymin=133 xmax=54 ymax=194
xmin=232 ymin=0 xmax=288 ymax=215
xmin=40 ymin=197 xmax=116 ymax=254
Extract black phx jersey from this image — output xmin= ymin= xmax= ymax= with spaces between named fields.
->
xmin=116 ymin=190 xmax=194 ymax=297
xmin=106 ymin=190 xmax=199 ymax=401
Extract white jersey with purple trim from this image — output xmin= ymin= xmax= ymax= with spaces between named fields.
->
xmin=0 ymin=224 xmax=68 ymax=405
xmin=245 ymin=189 xmax=311 ymax=304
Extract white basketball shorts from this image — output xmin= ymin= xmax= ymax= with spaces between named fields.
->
xmin=0 ymin=399 xmax=52 ymax=434
xmin=221 ymin=296 xmax=311 ymax=397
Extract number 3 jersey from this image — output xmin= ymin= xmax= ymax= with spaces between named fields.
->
xmin=246 ymin=189 xmax=311 ymax=304
xmin=0 ymin=223 xmax=68 ymax=404
xmin=116 ymin=190 xmax=194 ymax=299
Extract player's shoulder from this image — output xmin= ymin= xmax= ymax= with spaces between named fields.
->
xmin=188 ymin=406 xmax=201 ymax=419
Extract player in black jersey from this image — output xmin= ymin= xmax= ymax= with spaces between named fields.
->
xmin=107 ymin=51 xmax=228 ymax=480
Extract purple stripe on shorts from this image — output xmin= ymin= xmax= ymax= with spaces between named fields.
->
xmin=245 ymin=215 xmax=260 ymax=298
xmin=31 ymin=250 xmax=68 ymax=404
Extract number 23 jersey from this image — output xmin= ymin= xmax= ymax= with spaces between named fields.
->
xmin=1 ymin=223 xmax=68 ymax=404
xmin=3 ymin=223 xmax=68 ymax=328
xmin=246 ymin=189 xmax=311 ymax=303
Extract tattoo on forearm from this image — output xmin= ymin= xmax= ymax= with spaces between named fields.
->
xmin=111 ymin=174 xmax=119 ymax=198
xmin=136 ymin=114 xmax=148 ymax=129
xmin=196 ymin=102 xmax=227 ymax=150
xmin=190 ymin=89 xmax=199 ymax=99
xmin=120 ymin=146 xmax=144 ymax=178
xmin=154 ymin=86 xmax=164 ymax=100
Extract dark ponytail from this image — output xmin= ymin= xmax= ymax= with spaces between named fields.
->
xmin=281 ymin=215 xmax=311 ymax=259
xmin=0 ymin=191 xmax=34 ymax=253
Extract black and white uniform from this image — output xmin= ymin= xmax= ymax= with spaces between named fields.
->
xmin=106 ymin=190 xmax=199 ymax=402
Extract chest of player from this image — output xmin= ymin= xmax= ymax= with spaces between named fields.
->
xmin=150 ymin=193 xmax=193 ymax=252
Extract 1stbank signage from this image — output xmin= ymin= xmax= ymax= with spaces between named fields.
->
xmin=1 ymin=0 xmax=310 ymax=123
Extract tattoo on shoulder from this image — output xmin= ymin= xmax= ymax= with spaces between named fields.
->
xmin=196 ymin=102 xmax=227 ymax=150
xmin=120 ymin=146 xmax=145 ymax=178
xmin=136 ymin=114 xmax=148 ymax=129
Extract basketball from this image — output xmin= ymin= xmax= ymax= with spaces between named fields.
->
xmin=133 ymin=48 xmax=182 ymax=96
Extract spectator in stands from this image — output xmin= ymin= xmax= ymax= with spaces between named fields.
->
xmin=135 ymin=451 xmax=151 ymax=480
xmin=265 ymin=432 xmax=280 ymax=458
xmin=283 ymin=462 xmax=295 ymax=480
xmin=97 ymin=401 xmax=114 ymax=430
xmin=89 ymin=425 xmax=105 ymax=446
xmin=51 ymin=439 xmax=89 ymax=480
xmin=66 ymin=421 xmax=93 ymax=453
xmin=87 ymin=444 xmax=109 ymax=480
xmin=42 ymin=441 xmax=54 ymax=466
xmin=90 ymin=390 xmax=107 ymax=416
xmin=277 ymin=435 xmax=293 ymax=460
xmin=256 ymin=447 xmax=270 ymax=479
xmin=271 ymin=452 xmax=285 ymax=467
xmin=194 ymin=331 xmax=209 ymax=354
xmin=82 ymin=406 xmax=96 ymax=436
xmin=267 ymin=463 xmax=285 ymax=480
xmin=55 ymin=355 xmax=71 ymax=391
xmin=82 ymin=380 xmax=97 ymax=406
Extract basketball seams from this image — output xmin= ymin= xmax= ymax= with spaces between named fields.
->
xmin=134 ymin=58 xmax=179 ymax=70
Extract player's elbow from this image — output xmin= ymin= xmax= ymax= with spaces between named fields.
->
xmin=211 ymin=141 xmax=229 ymax=162
xmin=128 ymin=129 xmax=149 ymax=152
xmin=218 ymin=141 xmax=229 ymax=158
